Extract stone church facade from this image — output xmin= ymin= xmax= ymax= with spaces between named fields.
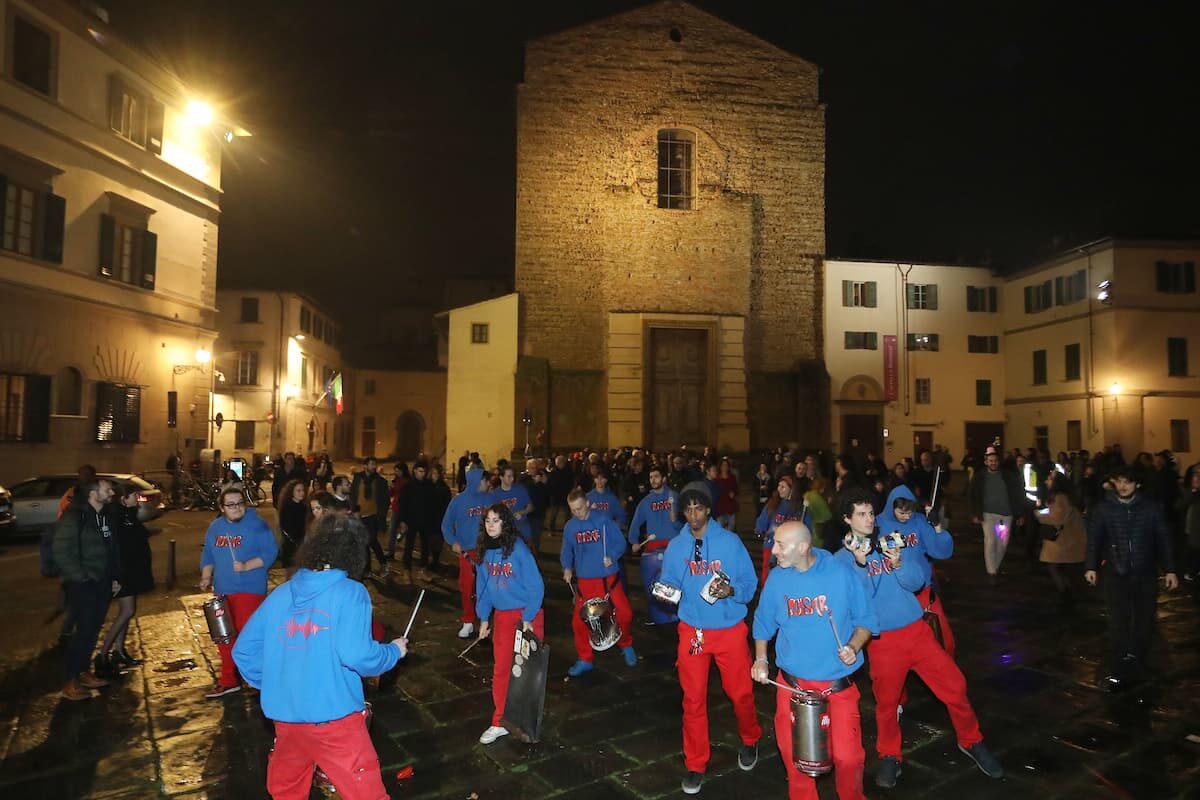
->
xmin=456 ymin=1 xmax=829 ymax=459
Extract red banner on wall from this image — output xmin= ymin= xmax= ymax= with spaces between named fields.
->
xmin=883 ymin=335 xmax=898 ymax=401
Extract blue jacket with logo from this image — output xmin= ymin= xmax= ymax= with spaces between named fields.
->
xmin=440 ymin=467 xmax=492 ymax=550
xmin=475 ymin=539 xmax=544 ymax=624
xmin=833 ymin=544 xmax=927 ymax=632
xmin=659 ymin=519 xmax=756 ymax=630
xmin=561 ymin=511 xmax=626 ymax=579
xmin=628 ymin=488 xmax=680 ymax=546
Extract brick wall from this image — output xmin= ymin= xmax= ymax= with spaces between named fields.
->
xmin=515 ymin=1 xmax=825 ymax=447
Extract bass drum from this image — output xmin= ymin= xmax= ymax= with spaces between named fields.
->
xmin=579 ymin=596 xmax=621 ymax=651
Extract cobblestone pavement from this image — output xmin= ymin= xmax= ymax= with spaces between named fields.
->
xmin=0 ymin=485 xmax=1198 ymax=799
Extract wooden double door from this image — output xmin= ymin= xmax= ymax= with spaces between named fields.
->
xmin=647 ymin=328 xmax=709 ymax=451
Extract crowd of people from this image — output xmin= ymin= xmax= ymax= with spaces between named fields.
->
xmin=45 ymin=435 xmax=1193 ymax=799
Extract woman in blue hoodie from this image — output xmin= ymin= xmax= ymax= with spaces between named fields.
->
xmin=472 ymin=503 xmax=545 ymax=745
xmin=233 ymin=514 xmax=407 ymax=800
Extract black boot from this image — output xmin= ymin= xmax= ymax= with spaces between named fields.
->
xmin=115 ymin=648 xmax=143 ymax=667
xmin=94 ymin=652 xmax=119 ymax=679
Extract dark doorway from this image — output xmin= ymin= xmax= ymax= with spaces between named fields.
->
xmin=395 ymin=411 xmax=425 ymax=460
xmin=648 ymin=328 xmax=708 ymax=451
xmin=842 ymin=414 xmax=881 ymax=467
xmin=965 ymin=422 xmax=1005 ymax=455
xmin=361 ymin=416 xmax=376 ymax=458
xmin=913 ymin=431 xmax=933 ymax=461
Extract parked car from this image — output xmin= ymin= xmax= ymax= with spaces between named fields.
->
xmin=0 ymin=484 xmax=14 ymax=532
xmin=8 ymin=473 xmax=167 ymax=534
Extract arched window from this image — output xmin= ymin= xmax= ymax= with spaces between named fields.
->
xmin=55 ymin=366 xmax=82 ymax=415
xmin=657 ymin=129 xmax=695 ymax=209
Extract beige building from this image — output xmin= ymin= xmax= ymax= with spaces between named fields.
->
xmin=1004 ymin=239 xmax=1198 ymax=459
xmin=825 ymin=240 xmax=1200 ymax=465
xmin=503 ymin=0 xmax=827 ymax=454
xmin=352 ymin=368 xmax=447 ymax=463
xmin=0 ymin=0 xmax=242 ymax=484
xmin=443 ymin=294 xmax=519 ymax=468
xmin=212 ymin=291 xmax=351 ymax=461
xmin=824 ymin=260 xmax=1007 ymax=467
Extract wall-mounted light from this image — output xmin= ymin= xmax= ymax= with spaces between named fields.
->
xmin=1110 ymin=381 xmax=1121 ymax=396
xmin=1096 ymin=280 xmax=1111 ymax=304
xmin=194 ymin=347 xmax=212 ymax=364
xmin=186 ymin=100 xmax=214 ymax=126
xmin=294 ymin=334 xmax=306 ymax=342
xmin=284 ymin=384 xmax=300 ymax=399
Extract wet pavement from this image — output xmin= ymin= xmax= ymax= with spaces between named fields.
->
xmin=1 ymin=485 xmax=1198 ymax=799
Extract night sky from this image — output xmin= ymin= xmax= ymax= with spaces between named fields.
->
xmin=106 ymin=0 xmax=1199 ymax=362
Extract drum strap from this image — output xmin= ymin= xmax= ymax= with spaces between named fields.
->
xmin=781 ymin=671 xmax=851 ymax=697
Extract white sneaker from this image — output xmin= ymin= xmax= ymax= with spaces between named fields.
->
xmin=458 ymin=623 xmax=475 ymax=639
xmin=479 ymin=725 xmax=508 ymax=744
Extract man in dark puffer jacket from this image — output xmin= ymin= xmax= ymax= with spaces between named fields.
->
xmin=1085 ymin=466 xmax=1178 ymax=689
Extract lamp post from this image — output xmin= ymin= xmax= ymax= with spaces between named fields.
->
xmin=521 ymin=408 xmax=533 ymax=457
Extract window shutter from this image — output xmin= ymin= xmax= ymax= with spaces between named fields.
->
xmin=123 ymin=385 xmax=141 ymax=443
xmin=139 ymin=229 xmax=157 ymax=289
xmin=1054 ymin=276 xmax=1064 ymax=305
xmin=146 ymin=100 xmax=164 ymax=155
xmin=98 ymin=214 xmax=115 ymax=277
xmin=927 ymin=284 xmax=938 ymax=310
xmin=842 ymin=281 xmax=853 ymax=306
xmin=905 ymin=284 xmax=916 ymax=309
xmin=1023 ymin=286 xmax=1032 ymax=313
xmin=1155 ymin=261 xmax=1168 ymax=292
xmin=1186 ymin=262 xmax=1196 ymax=293
xmin=0 ymin=175 xmax=7 ymax=225
xmin=867 ymin=332 xmax=878 ymax=350
xmin=41 ymin=192 xmax=65 ymax=263
xmin=988 ymin=286 xmax=997 ymax=311
xmin=1041 ymin=281 xmax=1052 ymax=309
xmin=23 ymin=375 xmax=51 ymax=443
xmin=966 ymin=287 xmax=978 ymax=312
xmin=990 ymin=336 xmax=999 ymax=353
xmin=865 ymin=282 xmax=877 ymax=307
xmin=843 ymin=331 xmax=854 ymax=349
xmin=906 ymin=333 xmax=915 ymax=350
xmin=107 ymin=74 xmax=124 ymax=133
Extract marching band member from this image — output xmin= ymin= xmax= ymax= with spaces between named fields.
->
xmin=659 ymin=483 xmax=761 ymax=795
xmin=629 ymin=465 xmax=681 ymax=624
xmin=492 ymin=465 xmax=535 ymax=545
xmin=755 ymin=476 xmax=810 ymax=586
xmin=833 ymin=493 xmax=1003 ymax=789
xmin=561 ymin=488 xmax=637 ymax=675
xmin=473 ymin=503 xmax=545 ymax=745
xmin=441 ymin=466 xmax=493 ymax=639
xmin=752 ymin=521 xmax=877 ymax=800
xmin=233 ymin=514 xmax=407 ymax=800
xmin=585 ymin=470 xmax=627 ymax=528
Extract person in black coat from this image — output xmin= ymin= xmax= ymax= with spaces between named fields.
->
xmin=427 ymin=464 xmax=453 ymax=572
xmin=1085 ymin=466 xmax=1179 ymax=688
xmin=271 ymin=452 xmax=309 ymax=506
xmin=96 ymin=485 xmax=155 ymax=677
xmin=277 ymin=479 xmax=309 ymax=568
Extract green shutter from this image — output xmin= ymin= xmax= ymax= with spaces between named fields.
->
xmin=98 ymin=214 xmax=115 ymax=277
xmin=865 ymin=282 xmax=877 ymax=307
xmin=23 ymin=375 xmax=51 ymax=443
xmin=966 ymin=286 xmax=978 ymax=312
xmin=0 ymin=175 xmax=7 ymax=235
xmin=905 ymin=284 xmax=916 ymax=309
xmin=146 ymin=100 xmax=164 ymax=155
xmin=842 ymin=281 xmax=853 ymax=306
xmin=867 ymin=332 xmax=878 ymax=350
xmin=140 ymin=229 xmax=157 ymax=289
xmin=1186 ymin=262 xmax=1196 ymax=293
xmin=926 ymin=284 xmax=938 ymax=310
xmin=41 ymin=193 xmax=65 ymax=263
xmin=1156 ymin=261 xmax=1168 ymax=292
xmin=844 ymin=331 xmax=855 ymax=349
xmin=988 ymin=286 xmax=997 ymax=311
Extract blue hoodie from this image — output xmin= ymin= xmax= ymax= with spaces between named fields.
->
xmin=875 ymin=484 xmax=953 ymax=581
xmin=475 ymin=539 xmax=544 ymax=624
xmin=441 ymin=467 xmax=492 ymax=550
xmin=232 ymin=568 xmax=401 ymax=723
xmin=586 ymin=486 xmax=626 ymax=528
xmin=755 ymin=497 xmax=812 ymax=551
xmin=659 ymin=519 xmax=757 ymax=629
xmin=753 ymin=549 xmax=879 ymax=680
xmin=629 ymin=487 xmax=680 ymax=546
xmin=493 ymin=483 xmax=533 ymax=541
xmin=561 ymin=511 xmax=626 ymax=579
xmin=200 ymin=511 xmax=278 ymax=595
xmin=833 ymin=543 xmax=927 ymax=632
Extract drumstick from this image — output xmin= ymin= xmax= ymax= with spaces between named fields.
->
xmin=402 ymin=589 xmax=426 ymax=639
xmin=458 ymin=637 xmax=483 ymax=659
xmin=929 ymin=467 xmax=942 ymax=510
xmin=765 ymin=677 xmax=803 ymax=695
xmin=827 ymin=608 xmax=843 ymax=650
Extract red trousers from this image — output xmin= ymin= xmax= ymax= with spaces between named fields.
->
xmin=869 ymin=618 xmax=982 ymax=760
xmin=774 ymin=673 xmax=866 ymax=800
xmin=216 ymin=592 xmax=265 ymax=688
xmin=267 ymin=710 xmax=387 ymax=800
xmin=571 ymin=576 xmax=633 ymax=661
xmin=677 ymin=620 xmax=761 ymax=773
xmin=489 ymin=608 xmax=546 ymax=726
xmin=915 ymin=584 xmax=956 ymax=657
xmin=457 ymin=551 xmax=476 ymax=624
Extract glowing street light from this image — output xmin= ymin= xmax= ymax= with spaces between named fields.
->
xmin=1110 ymin=381 xmax=1121 ymax=396
xmin=186 ymin=100 xmax=214 ymax=126
xmin=194 ymin=347 xmax=212 ymax=364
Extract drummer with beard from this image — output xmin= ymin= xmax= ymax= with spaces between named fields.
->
xmin=561 ymin=488 xmax=637 ymax=676
xmin=629 ymin=465 xmax=681 ymax=624
xmin=473 ymin=503 xmax=545 ymax=746
xmin=751 ymin=521 xmax=877 ymax=800
xmin=658 ymin=482 xmax=761 ymax=795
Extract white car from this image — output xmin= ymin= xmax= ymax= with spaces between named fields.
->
xmin=8 ymin=473 xmax=166 ymax=534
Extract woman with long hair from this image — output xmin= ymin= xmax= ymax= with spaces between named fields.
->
xmin=1038 ymin=471 xmax=1085 ymax=603
xmin=277 ymin=479 xmax=308 ymax=567
xmin=755 ymin=475 xmax=808 ymax=585
xmin=471 ymin=503 xmax=545 ymax=745
xmin=95 ymin=484 xmax=154 ymax=676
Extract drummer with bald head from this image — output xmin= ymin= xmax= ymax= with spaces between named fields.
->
xmin=751 ymin=521 xmax=878 ymax=800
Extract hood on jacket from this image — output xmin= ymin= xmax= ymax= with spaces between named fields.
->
xmin=883 ymin=484 xmax=916 ymax=514
xmin=465 ymin=466 xmax=486 ymax=495
xmin=288 ymin=568 xmax=347 ymax=605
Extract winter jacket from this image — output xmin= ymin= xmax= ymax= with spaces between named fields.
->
xmin=350 ymin=470 xmax=390 ymax=526
xmin=1086 ymin=491 xmax=1176 ymax=576
xmin=53 ymin=503 xmax=118 ymax=584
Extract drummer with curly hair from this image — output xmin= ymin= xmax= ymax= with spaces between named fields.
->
xmin=472 ymin=503 xmax=545 ymax=745
xmin=751 ymin=520 xmax=878 ymax=800
xmin=232 ymin=514 xmax=408 ymax=800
